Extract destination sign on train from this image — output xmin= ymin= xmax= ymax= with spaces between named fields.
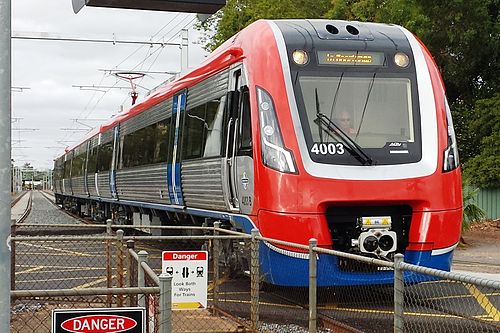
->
xmin=317 ymin=51 xmax=385 ymax=66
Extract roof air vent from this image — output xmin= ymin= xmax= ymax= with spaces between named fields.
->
xmin=326 ymin=24 xmax=339 ymax=34
xmin=346 ymin=25 xmax=359 ymax=35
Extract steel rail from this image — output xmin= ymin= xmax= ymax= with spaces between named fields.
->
xmin=14 ymin=191 xmax=32 ymax=223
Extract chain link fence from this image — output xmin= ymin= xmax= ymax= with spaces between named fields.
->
xmin=10 ymin=221 xmax=500 ymax=333
xmin=400 ymin=260 xmax=500 ymax=333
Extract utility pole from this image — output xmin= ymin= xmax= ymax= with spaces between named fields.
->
xmin=0 ymin=0 xmax=11 ymax=331
xmin=180 ymin=29 xmax=189 ymax=72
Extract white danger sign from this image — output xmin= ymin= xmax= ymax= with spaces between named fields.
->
xmin=162 ymin=250 xmax=208 ymax=310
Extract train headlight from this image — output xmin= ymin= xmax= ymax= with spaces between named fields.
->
xmin=363 ymin=236 xmax=379 ymax=252
xmin=394 ymin=52 xmax=410 ymax=68
xmin=378 ymin=235 xmax=394 ymax=251
xmin=358 ymin=229 xmax=397 ymax=256
xmin=443 ymin=98 xmax=459 ymax=172
xmin=257 ymin=87 xmax=297 ymax=174
xmin=292 ymin=50 xmax=309 ymax=65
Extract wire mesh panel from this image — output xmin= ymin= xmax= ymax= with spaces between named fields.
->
xmin=11 ymin=295 xmax=116 ymax=333
xmin=315 ymin=257 xmax=395 ymax=333
xmin=403 ymin=272 xmax=500 ymax=332
xmin=13 ymin=239 xmax=110 ymax=291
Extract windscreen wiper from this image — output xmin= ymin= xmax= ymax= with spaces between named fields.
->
xmin=314 ymin=89 xmax=373 ymax=165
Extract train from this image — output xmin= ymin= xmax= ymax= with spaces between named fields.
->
xmin=53 ymin=19 xmax=462 ymax=287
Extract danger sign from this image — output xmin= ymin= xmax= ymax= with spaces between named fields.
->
xmin=162 ymin=250 xmax=208 ymax=310
xmin=53 ymin=307 xmax=145 ymax=333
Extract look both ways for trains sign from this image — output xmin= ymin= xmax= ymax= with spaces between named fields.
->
xmin=162 ymin=250 xmax=208 ymax=310
xmin=52 ymin=307 xmax=145 ymax=333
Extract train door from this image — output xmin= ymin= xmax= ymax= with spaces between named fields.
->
xmin=167 ymin=90 xmax=186 ymax=206
xmin=83 ymin=140 xmax=90 ymax=197
xmin=110 ymin=126 xmax=119 ymax=199
xmin=224 ymin=66 xmax=254 ymax=214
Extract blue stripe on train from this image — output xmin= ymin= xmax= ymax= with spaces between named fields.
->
xmin=230 ymin=215 xmax=454 ymax=286
xmin=257 ymin=246 xmax=454 ymax=286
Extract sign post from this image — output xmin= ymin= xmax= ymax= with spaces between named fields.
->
xmin=162 ymin=251 xmax=208 ymax=310
xmin=0 ymin=0 xmax=11 ymax=332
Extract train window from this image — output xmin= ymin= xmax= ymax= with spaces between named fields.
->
xmin=153 ymin=120 xmax=170 ymax=164
xmin=300 ymin=76 xmax=413 ymax=148
xmin=204 ymin=96 xmax=225 ymax=157
xmin=71 ymin=153 xmax=85 ymax=177
xmin=238 ymin=87 xmax=252 ymax=153
xmin=182 ymin=104 xmax=207 ymax=160
xmin=96 ymin=142 xmax=113 ymax=172
xmin=63 ymin=159 xmax=71 ymax=179
xmin=296 ymin=73 xmax=421 ymax=165
xmin=119 ymin=119 xmax=170 ymax=169
xmin=87 ymin=146 xmax=98 ymax=174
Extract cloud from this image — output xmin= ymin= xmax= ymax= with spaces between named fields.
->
xmin=12 ymin=0 xmax=209 ymax=169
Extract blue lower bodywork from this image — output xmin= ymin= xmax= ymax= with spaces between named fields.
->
xmin=258 ymin=244 xmax=453 ymax=287
xmin=230 ymin=215 xmax=453 ymax=287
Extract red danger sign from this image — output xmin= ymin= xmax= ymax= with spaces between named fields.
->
xmin=163 ymin=251 xmax=207 ymax=261
xmin=53 ymin=308 xmax=145 ymax=333
xmin=61 ymin=315 xmax=136 ymax=333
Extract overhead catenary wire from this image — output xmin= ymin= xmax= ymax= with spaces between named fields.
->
xmin=58 ymin=15 xmax=188 ymax=145
xmin=59 ymin=13 xmax=198 ymax=147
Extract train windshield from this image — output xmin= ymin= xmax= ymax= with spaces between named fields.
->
xmin=295 ymin=73 xmax=421 ymax=165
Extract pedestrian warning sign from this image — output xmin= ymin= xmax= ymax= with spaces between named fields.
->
xmin=52 ymin=307 xmax=145 ymax=333
xmin=162 ymin=251 xmax=208 ymax=310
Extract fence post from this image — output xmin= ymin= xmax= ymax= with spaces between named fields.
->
xmin=212 ymin=221 xmax=220 ymax=312
xmin=394 ymin=253 xmax=404 ymax=333
xmin=250 ymin=228 xmax=260 ymax=331
xmin=116 ymin=229 xmax=125 ymax=307
xmin=10 ymin=219 xmax=16 ymax=291
xmin=159 ymin=273 xmax=172 ymax=333
xmin=138 ymin=250 xmax=148 ymax=308
xmin=106 ymin=219 xmax=113 ymax=307
xmin=126 ymin=240 xmax=136 ymax=306
xmin=309 ymin=238 xmax=317 ymax=333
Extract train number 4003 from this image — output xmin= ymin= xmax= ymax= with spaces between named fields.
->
xmin=310 ymin=143 xmax=345 ymax=155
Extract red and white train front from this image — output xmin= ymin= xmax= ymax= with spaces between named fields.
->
xmin=238 ymin=20 xmax=462 ymax=286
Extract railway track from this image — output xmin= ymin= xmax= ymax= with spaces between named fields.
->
xmin=12 ymin=191 xmax=32 ymax=223
xmin=11 ymin=192 xmax=24 ymax=208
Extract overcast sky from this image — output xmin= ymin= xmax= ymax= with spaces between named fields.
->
xmin=12 ymin=0 xmax=210 ymax=170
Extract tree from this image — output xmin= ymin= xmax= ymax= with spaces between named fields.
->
xmin=462 ymin=93 xmax=500 ymax=188
xmin=197 ymin=0 xmax=331 ymax=51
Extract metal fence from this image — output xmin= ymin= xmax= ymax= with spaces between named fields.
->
xmin=10 ymin=221 xmax=500 ymax=332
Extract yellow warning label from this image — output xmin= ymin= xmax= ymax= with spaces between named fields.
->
xmin=173 ymin=302 xmax=204 ymax=310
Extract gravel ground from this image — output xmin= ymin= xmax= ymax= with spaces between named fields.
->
xmin=18 ymin=191 xmax=106 ymax=236
xmin=23 ymin=191 xmax=76 ymax=225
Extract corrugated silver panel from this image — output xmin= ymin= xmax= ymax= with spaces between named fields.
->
xmin=71 ymin=176 xmax=86 ymax=197
xmin=87 ymin=175 xmax=97 ymax=197
xmin=186 ymin=69 xmax=229 ymax=109
xmin=62 ymin=179 xmax=71 ymax=196
xmin=120 ymin=99 xmax=173 ymax=136
xmin=97 ymin=173 xmax=112 ymax=199
xmin=181 ymin=158 xmax=226 ymax=211
xmin=54 ymin=180 xmax=62 ymax=195
xmin=116 ymin=163 xmax=170 ymax=205
xmin=101 ymin=129 xmax=113 ymax=144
